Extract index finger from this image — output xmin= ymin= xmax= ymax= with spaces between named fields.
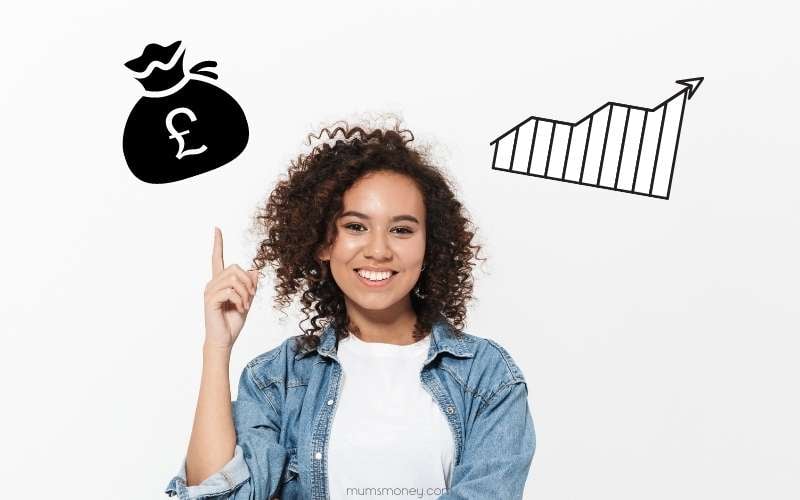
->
xmin=212 ymin=226 xmax=224 ymax=277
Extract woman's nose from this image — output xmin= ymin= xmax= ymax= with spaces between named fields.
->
xmin=365 ymin=231 xmax=392 ymax=257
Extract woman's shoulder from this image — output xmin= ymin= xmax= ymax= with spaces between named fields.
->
xmin=456 ymin=328 xmax=528 ymax=386
xmin=244 ymin=340 xmax=286 ymax=369
xmin=243 ymin=334 xmax=321 ymax=379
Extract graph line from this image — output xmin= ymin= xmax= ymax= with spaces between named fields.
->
xmin=490 ymin=77 xmax=703 ymax=200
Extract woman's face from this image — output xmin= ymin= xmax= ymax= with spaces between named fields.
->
xmin=317 ymin=171 xmax=426 ymax=318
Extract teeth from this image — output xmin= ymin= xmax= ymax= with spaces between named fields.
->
xmin=357 ymin=270 xmax=393 ymax=281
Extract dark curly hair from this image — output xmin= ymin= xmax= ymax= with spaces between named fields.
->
xmin=248 ymin=116 xmax=486 ymax=355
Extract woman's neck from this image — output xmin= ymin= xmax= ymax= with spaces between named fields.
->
xmin=345 ymin=304 xmax=419 ymax=345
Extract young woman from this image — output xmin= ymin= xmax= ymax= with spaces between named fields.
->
xmin=165 ymin=121 xmax=536 ymax=500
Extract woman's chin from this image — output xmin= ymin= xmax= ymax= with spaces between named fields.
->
xmin=345 ymin=292 xmax=412 ymax=312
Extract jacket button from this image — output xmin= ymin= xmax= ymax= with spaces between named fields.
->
xmin=315 ymin=452 xmax=322 ymax=459
xmin=327 ymin=399 xmax=334 ymax=405
xmin=446 ymin=405 xmax=454 ymax=414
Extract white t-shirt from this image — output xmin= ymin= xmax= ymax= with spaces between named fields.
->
xmin=327 ymin=331 xmax=456 ymax=499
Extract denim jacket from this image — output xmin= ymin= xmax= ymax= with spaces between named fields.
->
xmin=165 ymin=315 xmax=536 ymax=499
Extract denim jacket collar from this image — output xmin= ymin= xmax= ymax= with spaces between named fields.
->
xmin=294 ymin=315 xmax=476 ymax=365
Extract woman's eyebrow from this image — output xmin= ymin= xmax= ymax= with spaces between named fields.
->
xmin=339 ymin=210 xmax=420 ymax=224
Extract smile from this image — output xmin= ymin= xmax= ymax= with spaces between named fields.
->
xmin=353 ymin=269 xmax=398 ymax=288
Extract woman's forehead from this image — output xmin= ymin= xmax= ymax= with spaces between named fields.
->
xmin=343 ymin=173 xmax=425 ymax=216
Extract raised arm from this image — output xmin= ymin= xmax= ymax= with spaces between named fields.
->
xmin=165 ymin=227 xmax=288 ymax=499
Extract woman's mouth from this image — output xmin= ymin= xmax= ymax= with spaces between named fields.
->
xmin=353 ymin=269 xmax=398 ymax=288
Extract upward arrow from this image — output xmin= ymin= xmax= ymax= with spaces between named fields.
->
xmin=676 ymin=77 xmax=704 ymax=100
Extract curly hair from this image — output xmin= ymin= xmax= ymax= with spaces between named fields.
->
xmin=248 ymin=116 xmax=486 ymax=355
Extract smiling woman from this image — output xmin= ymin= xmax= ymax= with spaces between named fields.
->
xmin=165 ymin=115 xmax=536 ymax=500
xmin=249 ymin=118 xmax=487 ymax=350
xmin=315 ymin=170 xmax=429 ymax=343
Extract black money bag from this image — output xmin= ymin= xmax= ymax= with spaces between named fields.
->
xmin=122 ymin=41 xmax=249 ymax=183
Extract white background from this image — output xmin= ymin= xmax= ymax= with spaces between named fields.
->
xmin=1 ymin=1 xmax=798 ymax=498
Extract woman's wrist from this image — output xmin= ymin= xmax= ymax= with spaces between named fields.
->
xmin=202 ymin=341 xmax=233 ymax=358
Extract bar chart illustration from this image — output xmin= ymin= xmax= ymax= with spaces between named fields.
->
xmin=490 ymin=77 xmax=703 ymax=199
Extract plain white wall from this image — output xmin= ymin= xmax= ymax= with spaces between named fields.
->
xmin=1 ymin=1 xmax=798 ymax=498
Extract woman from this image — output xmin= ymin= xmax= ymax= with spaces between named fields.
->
xmin=165 ymin=119 xmax=536 ymax=499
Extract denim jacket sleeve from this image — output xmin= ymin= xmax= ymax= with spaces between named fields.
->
xmin=439 ymin=380 xmax=536 ymax=500
xmin=164 ymin=358 xmax=289 ymax=500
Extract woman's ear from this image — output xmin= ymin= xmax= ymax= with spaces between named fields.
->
xmin=316 ymin=246 xmax=330 ymax=262
xmin=316 ymin=226 xmax=334 ymax=263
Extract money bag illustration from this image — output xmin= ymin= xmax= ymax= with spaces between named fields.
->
xmin=122 ymin=41 xmax=249 ymax=183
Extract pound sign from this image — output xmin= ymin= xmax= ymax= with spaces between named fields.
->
xmin=166 ymin=107 xmax=208 ymax=159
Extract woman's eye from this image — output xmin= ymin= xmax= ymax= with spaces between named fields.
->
xmin=343 ymin=223 xmax=412 ymax=234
